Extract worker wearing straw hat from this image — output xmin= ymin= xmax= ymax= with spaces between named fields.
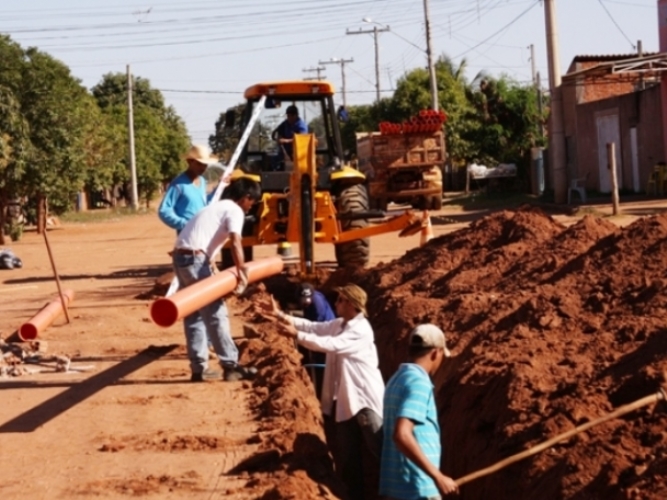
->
xmin=158 ymin=144 xmax=221 ymax=233
xmin=266 ymin=284 xmax=384 ymax=500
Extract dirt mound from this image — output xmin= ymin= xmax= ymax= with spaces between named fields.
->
xmin=219 ymin=291 xmax=347 ymax=499
xmin=326 ymin=207 xmax=667 ymax=499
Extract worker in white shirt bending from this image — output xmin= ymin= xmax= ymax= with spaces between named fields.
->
xmin=266 ymin=284 xmax=384 ymax=500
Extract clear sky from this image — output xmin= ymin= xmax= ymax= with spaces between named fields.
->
xmin=2 ymin=0 xmax=659 ymax=145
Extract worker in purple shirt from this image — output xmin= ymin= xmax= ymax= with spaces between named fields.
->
xmin=300 ymin=283 xmax=335 ymax=322
xmin=298 ymin=283 xmax=335 ymax=398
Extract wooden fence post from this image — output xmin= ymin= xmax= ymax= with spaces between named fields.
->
xmin=608 ymin=142 xmax=620 ymax=216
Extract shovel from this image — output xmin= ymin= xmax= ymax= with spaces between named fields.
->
xmin=455 ymin=384 xmax=667 ymax=487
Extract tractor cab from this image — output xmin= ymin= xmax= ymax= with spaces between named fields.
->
xmin=231 ymin=81 xmax=359 ymax=193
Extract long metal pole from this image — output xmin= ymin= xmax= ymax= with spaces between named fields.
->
xmin=126 ymin=64 xmax=139 ymax=210
xmin=373 ymin=26 xmax=381 ymax=102
xmin=319 ymin=58 xmax=353 ymax=107
xmin=423 ymin=0 xmax=439 ymax=110
xmin=544 ymin=0 xmax=567 ymax=203
xmin=346 ymin=26 xmax=387 ymax=102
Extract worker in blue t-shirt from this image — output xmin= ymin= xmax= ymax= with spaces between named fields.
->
xmin=298 ymin=283 xmax=335 ymax=398
xmin=158 ymin=144 xmax=220 ymax=233
xmin=272 ymin=104 xmax=307 ymax=169
xmin=380 ymin=324 xmax=458 ymax=499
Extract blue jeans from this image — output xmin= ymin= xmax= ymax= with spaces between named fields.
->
xmin=172 ymin=253 xmax=239 ymax=373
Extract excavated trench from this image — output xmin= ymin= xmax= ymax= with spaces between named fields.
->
xmin=233 ymin=206 xmax=667 ymax=499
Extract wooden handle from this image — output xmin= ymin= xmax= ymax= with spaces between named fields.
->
xmin=455 ymin=388 xmax=666 ymax=487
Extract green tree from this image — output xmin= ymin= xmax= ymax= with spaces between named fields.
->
xmin=0 ymin=88 xmax=30 ymax=243
xmin=93 ymin=72 xmax=166 ymax=112
xmin=466 ymin=75 xmax=544 ymax=183
xmin=209 ymin=104 xmax=245 ymax=159
xmin=0 ymin=37 xmax=29 ymax=241
xmin=91 ymin=72 xmax=190 ymax=206
xmin=80 ymin=96 xmax=125 ymax=197
xmin=19 ymin=47 xmax=97 ymax=227
xmin=161 ymin=108 xmax=190 ymax=181
xmin=390 ymin=56 xmax=477 ymax=167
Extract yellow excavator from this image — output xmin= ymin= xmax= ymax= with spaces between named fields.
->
xmin=222 ymin=81 xmax=424 ymax=276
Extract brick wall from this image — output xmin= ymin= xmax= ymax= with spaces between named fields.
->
xmin=578 ymin=61 xmax=638 ymax=104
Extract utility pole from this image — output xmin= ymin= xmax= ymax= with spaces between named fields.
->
xmin=347 ymin=25 xmax=389 ymax=102
xmin=536 ymin=71 xmax=545 ymax=139
xmin=530 ymin=45 xmax=545 ymax=138
xmin=530 ymin=44 xmax=537 ymax=85
xmin=319 ymin=58 xmax=353 ymax=107
xmin=638 ymin=40 xmax=645 ymax=90
xmin=126 ymin=64 xmax=139 ymax=210
xmin=302 ymin=66 xmax=326 ymax=81
xmin=608 ymin=142 xmax=620 ymax=215
xmin=423 ymin=0 xmax=439 ymax=110
xmin=544 ymin=0 xmax=567 ymax=204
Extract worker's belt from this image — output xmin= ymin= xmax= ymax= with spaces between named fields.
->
xmin=171 ymin=248 xmax=206 ymax=256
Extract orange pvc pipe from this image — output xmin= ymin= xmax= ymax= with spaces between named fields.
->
xmin=150 ymin=256 xmax=284 ymax=328
xmin=19 ymin=289 xmax=75 ymax=341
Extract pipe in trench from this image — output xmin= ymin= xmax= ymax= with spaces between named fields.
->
xmin=150 ymin=256 xmax=284 ymax=328
xmin=18 ymin=289 xmax=75 ymax=341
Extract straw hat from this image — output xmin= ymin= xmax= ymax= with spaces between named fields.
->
xmin=183 ymin=144 xmax=219 ymax=165
xmin=335 ymin=284 xmax=368 ymax=316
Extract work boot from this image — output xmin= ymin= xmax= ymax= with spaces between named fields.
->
xmin=190 ymin=368 xmax=221 ymax=382
xmin=223 ymin=364 xmax=258 ymax=382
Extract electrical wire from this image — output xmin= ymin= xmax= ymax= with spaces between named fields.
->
xmin=452 ymin=1 xmax=539 ymax=60
xmin=597 ymin=0 xmax=637 ymax=50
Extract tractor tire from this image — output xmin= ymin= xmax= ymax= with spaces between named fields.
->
xmin=335 ymin=184 xmax=370 ymax=268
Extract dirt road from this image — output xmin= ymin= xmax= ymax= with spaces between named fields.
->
xmin=0 ymin=205 xmax=432 ymax=499
xmin=0 ymin=197 xmax=663 ymax=499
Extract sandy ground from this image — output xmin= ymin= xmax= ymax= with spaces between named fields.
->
xmin=0 ymin=196 xmax=663 ymax=499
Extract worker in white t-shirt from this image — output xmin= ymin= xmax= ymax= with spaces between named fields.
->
xmin=172 ymin=177 xmax=261 ymax=382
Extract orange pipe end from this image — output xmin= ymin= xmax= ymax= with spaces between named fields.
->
xmin=150 ymin=299 xmax=180 ymax=328
xmin=19 ymin=289 xmax=75 ymax=341
xmin=150 ymin=256 xmax=284 ymax=328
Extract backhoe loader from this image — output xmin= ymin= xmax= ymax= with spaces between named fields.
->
xmin=222 ymin=81 xmax=424 ymax=276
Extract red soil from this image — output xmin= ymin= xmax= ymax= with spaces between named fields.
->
xmin=328 ymin=206 xmax=667 ymax=499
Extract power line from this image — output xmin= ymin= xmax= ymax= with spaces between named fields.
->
xmin=452 ymin=1 xmax=539 ymax=60
xmin=160 ymin=89 xmax=239 ymax=94
xmin=597 ymin=0 xmax=636 ymax=50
